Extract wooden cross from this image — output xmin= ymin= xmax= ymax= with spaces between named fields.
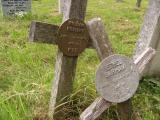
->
xmin=80 ymin=19 xmax=156 ymax=120
xmin=80 ymin=47 xmax=155 ymax=120
xmin=29 ymin=0 xmax=89 ymax=119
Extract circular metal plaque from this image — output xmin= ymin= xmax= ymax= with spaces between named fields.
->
xmin=57 ymin=18 xmax=89 ymax=56
xmin=96 ymin=55 xmax=140 ymax=103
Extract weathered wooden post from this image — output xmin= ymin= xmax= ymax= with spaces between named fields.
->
xmin=80 ymin=18 xmax=156 ymax=120
xmin=58 ymin=0 xmax=68 ymax=14
xmin=59 ymin=0 xmax=64 ymax=14
xmin=86 ymin=18 xmax=113 ymax=61
xmin=134 ymin=0 xmax=160 ymax=76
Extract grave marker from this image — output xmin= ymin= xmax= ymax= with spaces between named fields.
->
xmin=134 ymin=0 xmax=160 ymax=76
xmin=80 ymin=48 xmax=155 ymax=120
xmin=57 ymin=18 xmax=89 ymax=56
xmin=80 ymin=18 xmax=155 ymax=120
xmin=1 ymin=0 xmax=31 ymax=16
xmin=29 ymin=0 xmax=88 ymax=119
xmin=96 ymin=55 xmax=139 ymax=103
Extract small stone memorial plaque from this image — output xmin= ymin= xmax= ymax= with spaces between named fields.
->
xmin=1 ymin=0 xmax=31 ymax=16
xmin=57 ymin=18 xmax=89 ymax=56
xmin=96 ymin=55 xmax=140 ymax=103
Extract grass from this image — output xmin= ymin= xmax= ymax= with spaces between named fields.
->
xmin=0 ymin=0 xmax=160 ymax=119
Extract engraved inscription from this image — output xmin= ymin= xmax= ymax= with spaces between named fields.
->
xmin=68 ymin=20 xmax=85 ymax=27
xmin=57 ymin=18 xmax=89 ymax=56
xmin=104 ymin=61 xmax=126 ymax=78
xmin=96 ymin=55 xmax=140 ymax=103
xmin=68 ymin=41 xmax=81 ymax=46
xmin=68 ymin=48 xmax=78 ymax=53
xmin=1 ymin=0 xmax=31 ymax=16
xmin=67 ymin=26 xmax=84 ymax=33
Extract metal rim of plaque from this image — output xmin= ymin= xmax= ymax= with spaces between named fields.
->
xmin=57 ymin=18 xmax=89 ymax=57
xmin=96 ymin=54 xmax=140 ymax=103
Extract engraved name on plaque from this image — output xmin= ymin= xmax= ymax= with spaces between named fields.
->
xmin=96 ymin=55 xmax=140 ymax=103
xmin=57 ymin=18 xmax=89 ymax=56
xmin=1 ymin=0 xmax=31 ymax=16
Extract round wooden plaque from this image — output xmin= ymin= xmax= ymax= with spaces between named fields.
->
xmin=96 ymin=55 xmax=140 ymax=103
xmin=57 ymin=18 xmax=89 ymax=56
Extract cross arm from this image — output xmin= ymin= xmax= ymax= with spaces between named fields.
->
xmin=29 ymin=21 xmax=59 ymax=44
xmin=29 ymin=20 xmax=94 ymax=48
xmin=87 ymin=18 xmax=113 ymax=60
xmin=80 ymin=47 xmax=155 ymax=120
xmin=80 ymin=97 xmax=112 ymax=120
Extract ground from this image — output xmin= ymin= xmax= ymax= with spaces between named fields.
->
xmin=0 ymin=0 xmax=160 ymax=120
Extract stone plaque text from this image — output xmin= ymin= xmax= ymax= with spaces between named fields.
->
xmin=1 ymin=0 xmax=31 ymax=16
xmin=96 ymin=55 xmax=140 ymax=103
